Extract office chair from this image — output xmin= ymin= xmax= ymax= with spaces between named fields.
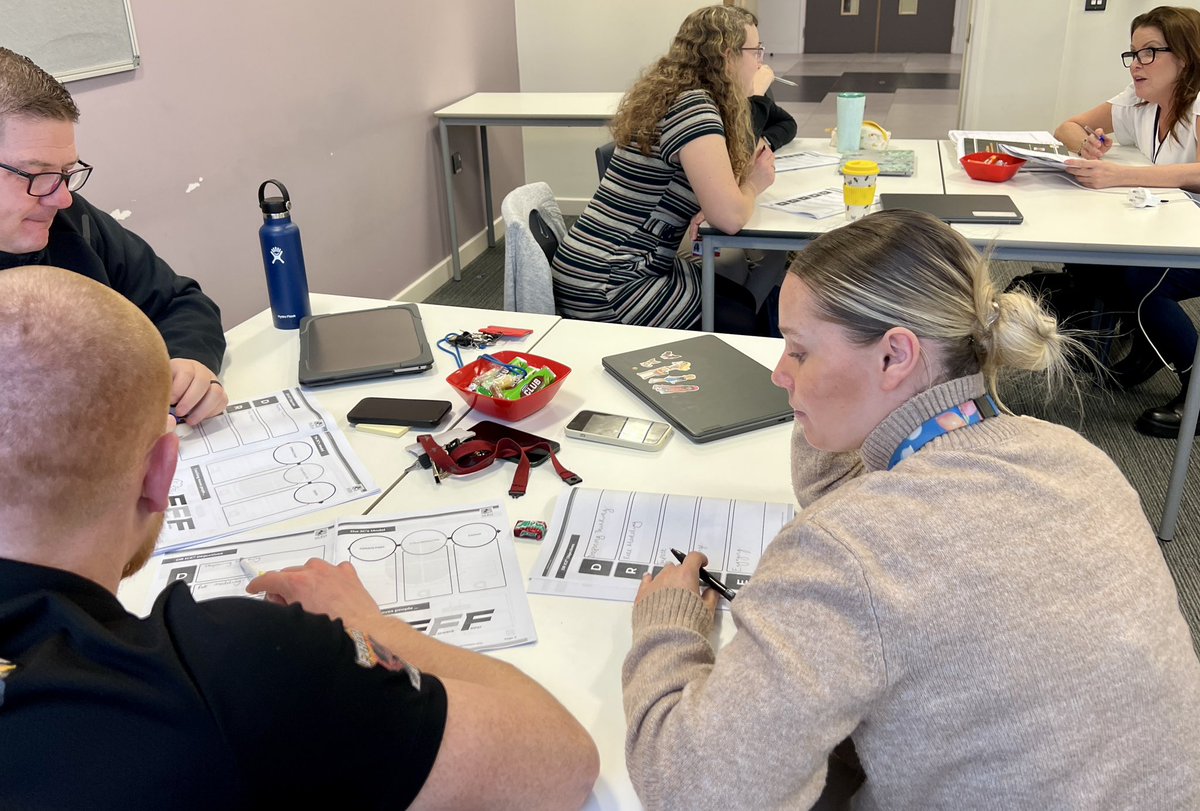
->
xmin=500 ymin=182 xmax=564 ymax=315
xmin=595 ymin=141 xmax=616 ymax=181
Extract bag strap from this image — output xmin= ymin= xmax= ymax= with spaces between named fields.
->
xmin=416 ymin=434 xmax=582 ymax=498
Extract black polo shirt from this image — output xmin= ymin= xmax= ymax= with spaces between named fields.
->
xmin=0 ymin=558 xmax=446 ymax=810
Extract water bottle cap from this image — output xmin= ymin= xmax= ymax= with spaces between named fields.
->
xmin=258 ymin=179 xmax=292 ymax=216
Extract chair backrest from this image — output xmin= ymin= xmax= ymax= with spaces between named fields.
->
xmin=595 ymin=141 xmax=616 ymax=181
xmin=500 ymin=182 xmax=564 ymax=315
xmin=528 ymin=209 xmax=560 ymax=265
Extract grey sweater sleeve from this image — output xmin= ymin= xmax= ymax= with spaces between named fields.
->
xmin=622 ymin=521 xmax=886 ymax=810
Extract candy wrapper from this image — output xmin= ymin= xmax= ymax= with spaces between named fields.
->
xmin=471 ymin=357 xmax=557 ymax=401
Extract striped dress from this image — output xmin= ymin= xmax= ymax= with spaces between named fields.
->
xmin=551 ymin=90 xmax=724 ymax=328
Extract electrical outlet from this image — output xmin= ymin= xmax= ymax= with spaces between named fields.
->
xmin=1084 ymin=0 xmax=1106 ymax=10
xmin=451 ymin=152 xmax=463 ymax=174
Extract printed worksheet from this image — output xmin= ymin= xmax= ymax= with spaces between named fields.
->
xmin=158 ymin=388 xmax=377 ymax=553
xmin=145 ymin=502 xmax=536 ymax=652
xmin=528 ymin=487 xmax=795 ymax=605
xmin=774 ymin=150 xmax=840 ymax=172
xmin=764 ymin=187 xmax=845 ymax=219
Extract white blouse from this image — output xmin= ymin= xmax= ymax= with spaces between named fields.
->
xmin=1108 ymin=83 xmax=1200 ymax=165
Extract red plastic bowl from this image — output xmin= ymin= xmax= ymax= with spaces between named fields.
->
xmin=446 ymin=350 xmax=571 ymax=422
xmin=960 ymin=151 xmax=1025 ymax=182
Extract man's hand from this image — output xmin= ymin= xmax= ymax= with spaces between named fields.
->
xmin=170 ymin=358 xmax=228 ymax=426
xmin=634 ymin=551 xmax=719 ymax=617
xmin=246 ymin=559 xmax=384 ymax=629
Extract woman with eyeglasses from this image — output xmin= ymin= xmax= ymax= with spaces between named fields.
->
xmin=551 ymin=5 xmax=776 ymax=334
xmin=1053 ymin=6 xmax=1200 ymax=437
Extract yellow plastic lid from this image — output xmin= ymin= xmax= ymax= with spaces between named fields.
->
xmin=842 ymin=160 xmax=880 ymax=177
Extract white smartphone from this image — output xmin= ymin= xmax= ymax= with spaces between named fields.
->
xmin=565 ymin=410 xmax=673 ymax=452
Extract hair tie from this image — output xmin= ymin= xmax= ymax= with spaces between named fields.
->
xmin=986 ymin=299 xmax=1000 ymax=329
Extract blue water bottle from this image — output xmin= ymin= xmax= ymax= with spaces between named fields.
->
xmin=257 ymin=179 xmax=311 ymax=329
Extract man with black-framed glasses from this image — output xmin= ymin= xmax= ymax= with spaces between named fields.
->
xmin=0 ymin=47 xmax=227 ymax=425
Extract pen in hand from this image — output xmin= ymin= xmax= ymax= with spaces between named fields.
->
xmin=1081 ymin=124 xmax=1107 ymax=146
xmin=669 ymin=548 xmax=736 ymax=601
xmin=773 ymin=76 xmax=798 ymax=87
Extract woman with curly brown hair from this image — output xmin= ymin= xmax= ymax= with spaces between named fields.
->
xmin=551 ymin=5 xmax=776 ymax=333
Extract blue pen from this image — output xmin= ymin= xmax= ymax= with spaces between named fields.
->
xmin=1082 ymin=124 xmax=1106 ymax=145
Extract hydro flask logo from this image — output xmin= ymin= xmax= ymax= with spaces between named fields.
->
xmin=270 ymin=246 xmax=285 ymax=264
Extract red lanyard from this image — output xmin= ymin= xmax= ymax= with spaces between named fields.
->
xmin=416 ymin=434 xmax=582 ymax=498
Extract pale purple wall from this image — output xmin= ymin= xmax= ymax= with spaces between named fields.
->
xmin=65 ymin=1 xmax=524 ymax=327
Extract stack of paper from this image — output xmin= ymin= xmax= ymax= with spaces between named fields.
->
xmin=764 ymin=187 xmax=845 ymax=219
xmin=950 ymin=130 xmax=1071 ymax=172
xmin=528 ymin=487 xmax=795 ymax=606
xmin=144 ymin=503 xmax=537 ymax=652
xmin=158 ymin=387 xmax=378 ymax=553
xmin=774 ymin=150 xmax=841 ymax=172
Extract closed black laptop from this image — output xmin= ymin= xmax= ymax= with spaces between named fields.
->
xmin=298 ymin=303 xmax=434 ymax=386
xmin=602 ymin=334 xmax=792 ymax=443
xmin=880 ymin=193 xmax=1024 ymax=224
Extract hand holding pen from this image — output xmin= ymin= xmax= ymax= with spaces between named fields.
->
xmin=1080 ymin=124 xmax=1112 ymax=160
xmin=634 ymin=548 xmax=725 ymax=613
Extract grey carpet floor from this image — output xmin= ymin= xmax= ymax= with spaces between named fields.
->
xmin=424 ymin=250 xmax=1200 ymax=647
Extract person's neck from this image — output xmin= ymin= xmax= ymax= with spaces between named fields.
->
xmin=0 ymin=515 xmax=129 ymax=594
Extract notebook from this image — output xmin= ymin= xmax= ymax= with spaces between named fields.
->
xmin=838 ymin=149 xmax=916 ymax=177
xmin=879 ymin=193 xmax=1025 ymax=224
xmin=601 ymin=335 xmax=793 ymax=443
xmin=298 ymin=303 xmax=435 ymax=386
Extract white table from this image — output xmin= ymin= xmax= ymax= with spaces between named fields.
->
xmin=697 ymin=138 xmax=945 ymax=332
xmin=117 ymin=295 xmax=561 ymax=613
xmin=435 ymin=92 xmax=623 ymax=279
xmin=369 ymin=317 xmax=794 ymax=810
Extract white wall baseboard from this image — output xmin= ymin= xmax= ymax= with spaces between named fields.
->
xmin=397 ymin=196 xmax=590 ymax=302
xmin=395 ymin=216 xmax=508 ymax=302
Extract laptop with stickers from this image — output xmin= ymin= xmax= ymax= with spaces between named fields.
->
xmin=601 ymin=334 xmax=793 ymax=443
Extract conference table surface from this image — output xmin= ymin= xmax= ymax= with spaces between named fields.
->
xmin=117 ymin=295 xmax=791 ymax=811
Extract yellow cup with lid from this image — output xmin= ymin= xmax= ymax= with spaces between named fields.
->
xmin=842 ymin=159 xmax=880 ymax=221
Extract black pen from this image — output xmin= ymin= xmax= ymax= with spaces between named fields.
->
xmin=670 ymin=548 xmax=736 ymax=601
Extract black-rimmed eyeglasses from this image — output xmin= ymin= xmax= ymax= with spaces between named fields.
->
xmin=741 ymin=45 xmax=765 ymax=60
xmin=0 ymin=159 xmax=92 ymax=197
xmin=1122 ymin=47 xmax=1171 ymax=68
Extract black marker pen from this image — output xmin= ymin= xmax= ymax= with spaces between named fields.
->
xmin=669 ymin=548 xmax=736 ymax=601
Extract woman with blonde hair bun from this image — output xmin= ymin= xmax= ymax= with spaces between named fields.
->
xmin=552 ymin=4 xmax=776 ymax=333
xmin=621 ymin=210 xmax=1200 ymax=809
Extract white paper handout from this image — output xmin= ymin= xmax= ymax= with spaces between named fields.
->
xmin=159 ymin=387 xmax=377 ymax=553
xmin=764 ymin=187 xmax=845 ymax=219
xmin=144 ymin=502 xmax=536 ymax=651
xmin=528 ymin=487 xmax=796 ymax=605
xmin=774 ymin=150 xmax=841 ymax=172
xmin=951 ymin=130 xmax=1070 ymax=171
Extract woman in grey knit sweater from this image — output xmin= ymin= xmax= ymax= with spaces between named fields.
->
xmin=622 ymin=210 xmax=1200 ymax=810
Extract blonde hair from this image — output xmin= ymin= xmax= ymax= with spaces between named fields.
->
xmin=787 ymin=210 xmax=1082 ymax=406
xmin=0 ymin=267 xmax=170 ymax=530
xmin=610 ymin=5 xmax=756 ymax=179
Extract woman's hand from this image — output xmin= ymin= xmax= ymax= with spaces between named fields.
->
xmin=634 ymin=550 xmax=719 ymax=617
xmin=747 ymin=142 xmax=776 ymax=195
xmin=751 ymin=64 xmax=775 ymax=97
xmin=1080 ymin=126 xmax=1113 ymax=160
xmin=1064 ymin=158 xmax=1128 ymax=189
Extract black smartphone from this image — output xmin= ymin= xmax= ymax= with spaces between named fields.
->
xmin=467 ymin=420 xmax=559 ymax=467
xmin=347 ymin=397 xmax=451 ymax=428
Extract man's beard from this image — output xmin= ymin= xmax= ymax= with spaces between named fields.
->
xmin=121 ymin=514 xmax=164 ymax=580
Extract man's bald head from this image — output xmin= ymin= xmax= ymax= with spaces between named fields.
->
xmin=0 ymin=266 xmax=171 ymax=533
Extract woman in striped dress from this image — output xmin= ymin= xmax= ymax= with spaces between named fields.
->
xmin=551 ymin=5 xmax=777 ymax=332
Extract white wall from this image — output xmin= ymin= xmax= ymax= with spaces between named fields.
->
xmin=961 ymin=0 xmax=1146 ymax=131
xmin=513 ymin=0 xmax=709 ymax=211
xmin=67 ymin=1 xmax=524 ymax=328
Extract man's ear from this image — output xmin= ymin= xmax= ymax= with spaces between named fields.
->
xmin=878 ymin=327 xmax=923 ymax=392
xmin=141 ymin=432 xmax=180 ymax=515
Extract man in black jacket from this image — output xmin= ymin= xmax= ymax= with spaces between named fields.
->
xmin=0 ymin=47 xmax=226 ymax=425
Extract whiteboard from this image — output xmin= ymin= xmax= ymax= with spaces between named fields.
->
xmin=1 ymin=0 xmax=140 ymax=83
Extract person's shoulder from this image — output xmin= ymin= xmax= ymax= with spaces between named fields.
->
xmin=670 ymin=88 xmax=718 ymax=113
xmin=1108 ymin=83 xmax=1141 ymax=108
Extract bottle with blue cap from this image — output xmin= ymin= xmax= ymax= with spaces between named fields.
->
xmin=257 ymin=179 xmax=311 ymax=330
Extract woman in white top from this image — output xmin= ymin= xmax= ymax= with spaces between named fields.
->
xmin=1053 ymin=6 xmax=1200 ymax=437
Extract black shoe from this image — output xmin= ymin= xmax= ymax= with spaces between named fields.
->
xmin=1135 ymin=391 xmax=1189 ymax=438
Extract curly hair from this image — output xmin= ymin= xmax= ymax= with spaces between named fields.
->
xmin=610 ymin=5 xmax=756 ymax=179
xmin=1130 ymin=6 xmax=1200 ymax=147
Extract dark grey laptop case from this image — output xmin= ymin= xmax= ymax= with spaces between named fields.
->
xmin=880 ymin=193 xmax=1024 ymax=224
xmin=602 ymin=334 xmax=792 ymax=443
xmin=298 ymin=303 xmax=434 ymax=386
